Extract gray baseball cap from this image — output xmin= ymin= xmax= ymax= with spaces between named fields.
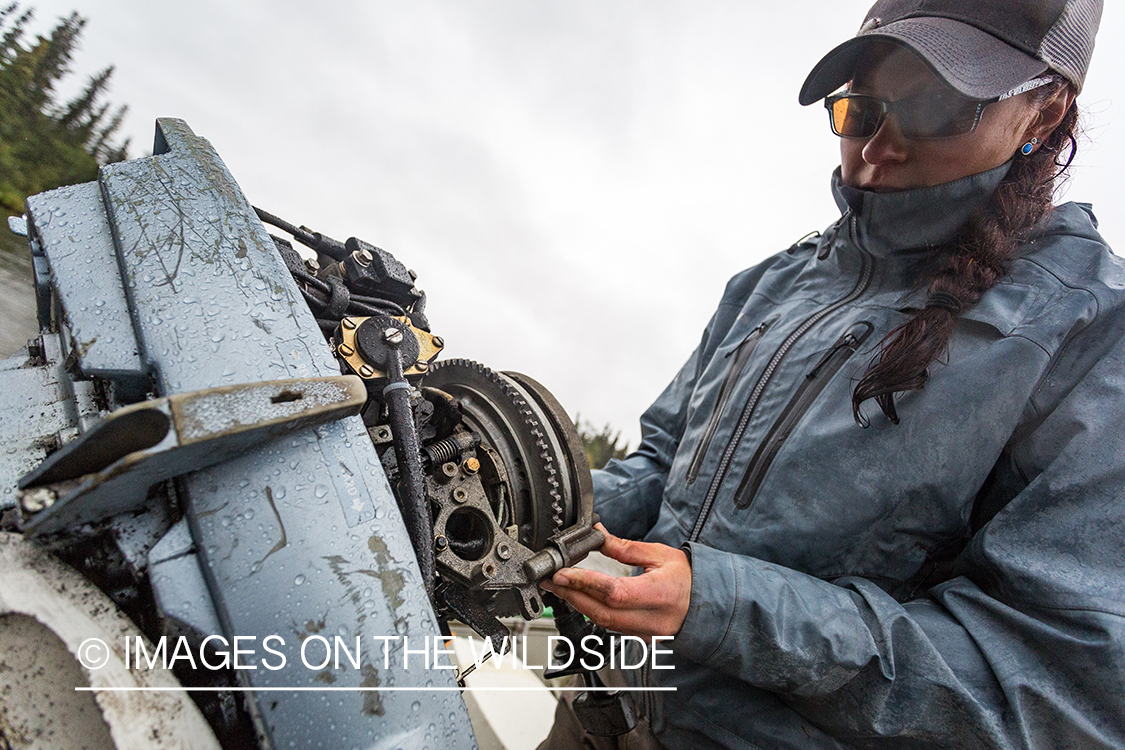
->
xmin=799 ymin=0 xmax=1103 ymax=106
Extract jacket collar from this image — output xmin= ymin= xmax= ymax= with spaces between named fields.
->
xmin=830 ymin=161 xmax=1012 ymax=256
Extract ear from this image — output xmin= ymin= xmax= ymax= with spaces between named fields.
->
xmin=1026 ymin=86 xmax=1077 ymax=143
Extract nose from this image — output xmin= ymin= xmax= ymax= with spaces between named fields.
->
xmin=861 ymin=115 xmax=909 ymax=166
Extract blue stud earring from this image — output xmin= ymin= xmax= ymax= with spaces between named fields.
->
xmin=1021 ymin=137 xmax=1040 ymax=156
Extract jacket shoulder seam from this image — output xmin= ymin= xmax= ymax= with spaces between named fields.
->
xmin=1013 ymin=255 xmax=1104 ymax=304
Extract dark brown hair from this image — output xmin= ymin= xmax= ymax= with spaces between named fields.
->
xmin=852 ymin=80 xmax=1079 ymax=425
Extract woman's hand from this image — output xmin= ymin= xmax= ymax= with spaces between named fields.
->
xmin=539 ymin=524 xmax=691 ymax=638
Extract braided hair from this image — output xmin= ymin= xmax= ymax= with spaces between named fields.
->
xmin=851 ymin=78 xmax=1079 ymax=425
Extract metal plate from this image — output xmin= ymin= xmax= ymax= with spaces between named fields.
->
xmin=26 ymin=182 xmax=144 ymax=379
xmin=91 ymin=119 xmax=475 ymax=749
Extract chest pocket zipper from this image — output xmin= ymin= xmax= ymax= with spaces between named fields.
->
xmin=733 ymin=320 xmax=874 ymax=509
xmin=685 ymin=316 xmax=777 ymax=485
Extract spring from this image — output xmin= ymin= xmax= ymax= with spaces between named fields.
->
xmin=424 ymin=432 xmax=481 ymax=467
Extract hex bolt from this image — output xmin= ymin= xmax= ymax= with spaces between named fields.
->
xmin=352 ymin=248 xmax=373 ymax=267
xmin=20 ymin=487 xmax=56 ymax=513
xmin=496 ymin=542 xmax=512 ymax=560
xmin=338 ymin=343 xmax=355 ymax=357
xmin=341 ymin=317 xmax=357 ymax=330
xmin=359 ymin=364 xmax=375 ymax=378
xmin=304 ymin=257 xmax=320 ymax=274
xmin=462 ymin=457 xmax=480 ymax=475
xmin=434 ymin=534 xmax=449 ymax=552
xmin=383 ymin=327 xmax=404 ymax=346
xmin=452 ymin=487 xmax=468 ymax=504
xmin=441 ymin=462 xmax=459 ymax=479
xmin=432 ymin=336 xmax=445 ymax=349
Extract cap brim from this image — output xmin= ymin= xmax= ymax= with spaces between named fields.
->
xmin=799 ymin=17 xmax=1049 ymax=105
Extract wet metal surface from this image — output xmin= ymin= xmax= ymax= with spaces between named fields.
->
xmin=26 ymin=182 xmax=144 ymax=379
xmin=0 ymin=335 xmax=74 ymax=513
xmin=92 ymin=119 xmax=475 ymax=748
xmin=19 ymin=376 xmax=368 ymax=536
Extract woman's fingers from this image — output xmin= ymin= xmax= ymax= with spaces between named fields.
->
xmin=551 ymin=567 xmax=636 ymax=606
xmin=540 ymin=537 xmax=692 ymax=638
xmin=540 ymin=578 xmax=650 ymax=636
xmin=595 ymin=524 xmax=666 ymax=569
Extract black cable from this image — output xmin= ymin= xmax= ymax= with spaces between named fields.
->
xmin=253 ymin=205 xmax=348 ymax=261
xmin=255 ymin=206 xmax=313 ymax=243
xmin=350 ymin=295 xmax=407 ymax=316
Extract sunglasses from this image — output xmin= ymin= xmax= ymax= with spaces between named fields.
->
xmin=825 ymin=75 xmax=1058 ymax=140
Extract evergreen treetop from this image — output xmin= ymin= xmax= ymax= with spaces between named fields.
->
xmin=0 ymin=3 xmax=129 ymax=213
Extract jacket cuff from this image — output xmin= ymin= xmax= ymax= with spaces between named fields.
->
xmin=672 ymin=541 xmax=738 ymax=665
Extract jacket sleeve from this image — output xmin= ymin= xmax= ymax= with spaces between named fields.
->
xmin=592 ymin=333 xmax=706 ymax=541
xmin=674 ymin=316 xmax=1125 ymax=747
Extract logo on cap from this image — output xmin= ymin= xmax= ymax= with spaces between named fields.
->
xmin=859 ymin=16 xmax=882 ymax=33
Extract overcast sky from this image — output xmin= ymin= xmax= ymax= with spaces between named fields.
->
xmin=24 ymin=0 xmax=1125 ymax=447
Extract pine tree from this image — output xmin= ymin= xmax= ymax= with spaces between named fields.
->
xmin=574 ymin=416 xmax=630 ymax=470
xmin=0 ymin=4 xmax=129 ymax=213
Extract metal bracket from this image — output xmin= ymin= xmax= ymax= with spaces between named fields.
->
xmin=17 ymin=375 xmax=366 ymax=536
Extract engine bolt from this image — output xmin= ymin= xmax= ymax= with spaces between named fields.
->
xmin=20 ymin=487 xmax=56 ymax=513
xmin=359 ymin=364 xmax=375 ymax=378
xmin=338 ymin=343 xmax=355 ymax=357
xmin=432 ymin=336 xmax=444 ymax=349
xmin=304 ymin=257 xmax=320 ymax=274
xmin=341 ymin=317 xmax=357 ymax=330
xmin=481 ymin=563 xmax=496 ymax=579
xmin=383 ymin=327 xmax=404 ymax=345
xmin=441 ymin=462 xmax=458 ymax=479
xmin=434 ymin=534 xmax=449 ymax=552
xmin=462 ymin=457 xmax=480 ymax=475
xmin=353 ymin=248 xmax=373 ymax=267
xmin=452 ymin=487 xmax=468 ymax=504
xmin=496 ymin=542 xmax=512 ymax=560
xmin=416 ymin=362 xmax=429 ymax=372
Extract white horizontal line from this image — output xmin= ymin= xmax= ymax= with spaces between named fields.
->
xmin=75 ymin=686 xmax=676 ymax=693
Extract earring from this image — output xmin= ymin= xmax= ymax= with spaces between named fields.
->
xmin=1021 ymin=137 xmax=1040 ymax=156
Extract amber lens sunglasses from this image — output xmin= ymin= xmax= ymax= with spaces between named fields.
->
xmin=825 ymin=75 xmax=1057 ymax=140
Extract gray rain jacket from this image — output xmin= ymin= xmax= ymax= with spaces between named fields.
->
xmin=594 ymin=163 xmax=1125 ymax=749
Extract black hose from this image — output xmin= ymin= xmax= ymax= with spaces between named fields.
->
xmin=253 ymin=205 xmax=348 ymax=261
xmin=384 ymin=350 xmax=435 ymax=599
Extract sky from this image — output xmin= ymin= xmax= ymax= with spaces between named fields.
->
xmin=22 ymin=0 xmax=1125 ymax=448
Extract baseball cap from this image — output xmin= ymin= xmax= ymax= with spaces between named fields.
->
xmin=799 ymin=0 xmax=1103 ymax=106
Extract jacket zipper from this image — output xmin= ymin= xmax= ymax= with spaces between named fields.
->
xmin=733 ymin=320 xmax=874 ymax=509
xmin=688 ymin=214 xmax=871 ymax=542
xmin=685 ymin=317 xmax=777 ymax=485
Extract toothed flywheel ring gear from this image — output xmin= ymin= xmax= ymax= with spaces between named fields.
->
xmin=424 ymin=359 xmax=577 ymax=550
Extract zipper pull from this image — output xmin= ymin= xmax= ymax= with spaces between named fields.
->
xmin=819 ymin=210 xmax=851 ymax=260
xmin=807 ymin=321 xmax=874 ymax=378
xmin=725 ymin=316 xmax=776 ymax=359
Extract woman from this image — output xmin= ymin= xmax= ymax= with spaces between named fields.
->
xmin=540 ymin=1 xmax=1122 ymax=748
